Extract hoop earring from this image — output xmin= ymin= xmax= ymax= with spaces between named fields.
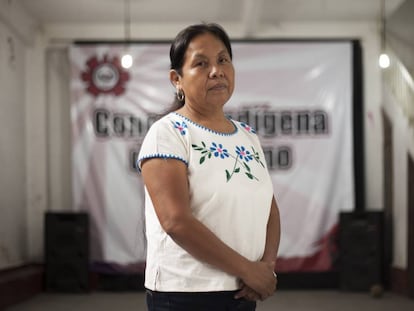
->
xmin=177 ymin=89 xmax=185 ymax=102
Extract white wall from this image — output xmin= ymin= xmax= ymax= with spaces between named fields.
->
xmin=383 ymin=84 xmax=414 ymax=269
xmin=4 ymin=4 xmax=407 ymax=271
xmin=24 ymin=32 xmax=48 ymax=263
xmin=0 ymin=0 xmax=47 ymax=269
xmin=0 ymin=19 xmax=27 ymax=269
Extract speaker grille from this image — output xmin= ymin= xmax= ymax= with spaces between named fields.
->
xmin=339 ymin=211 xmax=383 ymax=291
xmin=44 ymin=212 xmax=89 ymax=292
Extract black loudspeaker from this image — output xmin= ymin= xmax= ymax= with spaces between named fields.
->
xmin=45 ymin=212 xmax=90 ymax=292
xmin=339 ymin=211 xmax=384 ymax=291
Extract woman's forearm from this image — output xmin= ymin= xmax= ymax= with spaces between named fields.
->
xmin=261 ymin=196 xmax=281 ymax=264
xmin=166 ymin=212 xmax=277 ymax=299
xmin=165 ymin=212 xmax=252 ymax=279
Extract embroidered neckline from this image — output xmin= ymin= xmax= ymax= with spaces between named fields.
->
xmin=172 ymin=112 xmax=238 ymax=136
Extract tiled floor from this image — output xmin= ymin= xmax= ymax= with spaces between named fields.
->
xmin=5 ymin=290 xmax=414 ymax=311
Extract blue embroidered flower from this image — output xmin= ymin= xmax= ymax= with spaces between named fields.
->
xmin=173 ymin=121 xmax=187 ymax=135
xmin=235 ymin=146 xmax=253 ymax=162
xmin=240 ymin=122 xmax=256 ymax=134
xmin=192 ymin=141 xmax=263 ymax=182
xmin=210 ymin=142 xmax=229 ymax=159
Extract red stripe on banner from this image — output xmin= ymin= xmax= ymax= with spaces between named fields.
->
xmin=276 ymin=223 xmax=339 ymax=272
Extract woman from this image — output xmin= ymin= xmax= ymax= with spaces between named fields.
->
xmin=138 ymin=23 xmax=281 ymax=311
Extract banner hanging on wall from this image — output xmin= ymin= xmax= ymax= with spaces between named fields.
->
xmin=70 ymin=41 xmax=354 ymax=273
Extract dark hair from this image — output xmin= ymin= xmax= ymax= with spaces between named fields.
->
xmin=167 ymin=23 xmax=233 ymax=111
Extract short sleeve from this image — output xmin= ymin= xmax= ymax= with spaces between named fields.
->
xmin=137 ymin=115 xmax=189 ymax=171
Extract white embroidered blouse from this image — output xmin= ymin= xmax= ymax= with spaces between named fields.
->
xmin=138 ymin=112 xmax=274 ymax=292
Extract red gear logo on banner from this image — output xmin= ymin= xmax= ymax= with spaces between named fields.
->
xmin=81 ymin=55 xmax=130 ymax=96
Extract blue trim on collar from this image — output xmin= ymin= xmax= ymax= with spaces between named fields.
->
xmin=172 ymin=112 xmax=238 ymax=136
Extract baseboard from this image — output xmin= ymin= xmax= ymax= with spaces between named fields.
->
xmin=0 ymin=264 xmax=44 ymax=309
xmin=391 ymin=267 xmax=409 ymax=296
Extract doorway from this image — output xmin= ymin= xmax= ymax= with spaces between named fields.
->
xmin=382 ymin=110 xmax=393 ymax=288
xmin=407 ymin=154 xmax=414 ymax=298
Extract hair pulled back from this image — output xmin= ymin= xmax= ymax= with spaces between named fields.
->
xmin=168 ymin=23 xmax=233 ymax=110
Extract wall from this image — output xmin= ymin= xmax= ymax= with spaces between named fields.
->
xmin=383 ymin=84 xmax=414 ymax=270
xmin=388 ymin=0 xmax=414 ymax=75
xmin=0 ymin=0 xmax=42 ymax=270
xmin=382 ymin=0 xmax=414 ymax=272
xmin=0 ymin=17 xmax=27 ymax=269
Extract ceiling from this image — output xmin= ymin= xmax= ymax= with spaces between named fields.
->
xmin=12 ymin=0 xmax=414 ymax=50
xmin=19 ymin=0 xmax=406 ymax=26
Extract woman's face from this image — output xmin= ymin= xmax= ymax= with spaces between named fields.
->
xmin=172 ymin=33 xmax=235 ymax=111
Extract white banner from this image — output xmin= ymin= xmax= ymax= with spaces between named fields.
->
xmin=70 ymin=41 xmax=354 ymax=272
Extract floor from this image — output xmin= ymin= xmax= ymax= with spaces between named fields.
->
xmin=5 ymin=290 xmax=414 ymax=311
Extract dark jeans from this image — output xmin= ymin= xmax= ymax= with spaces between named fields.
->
xmin=146 ymin=289 xmax=256 ymax=311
